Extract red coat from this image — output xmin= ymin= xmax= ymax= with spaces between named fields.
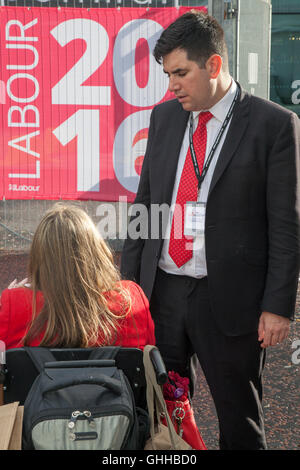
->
xmin=0 ymin=280 xmax=155 ymax=350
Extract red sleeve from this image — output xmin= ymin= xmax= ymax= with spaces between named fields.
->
xmin=114 ymin=281 xmax=156 ymax=350
xmin=133 ymin=283 xmax=156 ymax=346
xmin=0 ymin=288 xmax=43 ymax=349
xmin=0 ymin=289 xmax=10 ymax=344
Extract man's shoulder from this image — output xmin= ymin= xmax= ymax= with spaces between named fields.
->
xmin=153 ymin=98 xmax=184 ymax=115
xmin=248 ymin=92 xmax=296 ymax=121
xmin=150 ymin=99 xmax=189 ymax=128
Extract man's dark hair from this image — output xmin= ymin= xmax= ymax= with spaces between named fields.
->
xmin=153 ymin=10 xmax=228 ymax=69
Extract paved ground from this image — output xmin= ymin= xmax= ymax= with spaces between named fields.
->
xmin=0 ymin=249 xmax=299 ymax=450
xmin=193 ymin=323 xmax=300 ymax=450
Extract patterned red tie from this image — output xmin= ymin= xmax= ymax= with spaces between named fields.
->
xmin=169 ymin=111 xmax=213 ymax=267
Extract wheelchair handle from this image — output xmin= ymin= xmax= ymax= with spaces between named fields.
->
xmin=149 ymin=347 xmax=168 ymax=385
xmin=44 ymin=359 xmax=115 ymax=369
xmin=0 ymin=364 xmax=5 ymax=384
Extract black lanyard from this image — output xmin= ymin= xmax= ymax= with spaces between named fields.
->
xmin=189 ymin=84 xmax=240 ymax=191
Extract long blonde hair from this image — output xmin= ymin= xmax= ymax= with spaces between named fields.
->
xmin=24 ymin=203 xmax=131 ymax=348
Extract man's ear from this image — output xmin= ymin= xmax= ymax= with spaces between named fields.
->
xmin=206 ymin=54 xmax=223 ymax=78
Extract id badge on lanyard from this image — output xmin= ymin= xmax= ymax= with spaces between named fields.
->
xmin=183 ymin=85 xmax=240 ymax=240
xmin=184 ymin=201 xmax=206 ymax=237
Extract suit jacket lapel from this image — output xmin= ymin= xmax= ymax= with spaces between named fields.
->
xmin=208 ymin=89 xmax=250 ymax=198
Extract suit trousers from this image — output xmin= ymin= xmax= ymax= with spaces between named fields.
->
xmin=150 ymin=268 xmax=267 ymax=450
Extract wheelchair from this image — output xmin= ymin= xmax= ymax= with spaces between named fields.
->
xmin=0 ymin=345 xmax=168 ymax=450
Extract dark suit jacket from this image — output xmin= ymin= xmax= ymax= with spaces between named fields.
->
xmin=121 ymin=88 xmax=300 ymax=336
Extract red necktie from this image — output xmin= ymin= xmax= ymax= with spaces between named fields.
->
xmin=169 ymin=111 xmax=213 ymax=268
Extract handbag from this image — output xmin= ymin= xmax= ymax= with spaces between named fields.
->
xmin=0 ymin=402 xmax=24 ymax=450
xmin=161 ymin=370 xmax=206 ymax=450
xmin=163 ymin=398 xmax=207 ymax=450
xmin=143 ymin=345 xmax=192 ymax=450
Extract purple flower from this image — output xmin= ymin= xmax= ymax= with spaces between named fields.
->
xmin=174 ymin=388 xmax=184 ymax=399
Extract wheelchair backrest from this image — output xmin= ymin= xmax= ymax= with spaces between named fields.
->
xmin=4 ymin=347 xmax=147 ymax=408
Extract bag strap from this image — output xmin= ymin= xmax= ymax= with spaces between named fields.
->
xmin=42 ymin=373 xmax=122 ymax=396
xmin=143 ymin=345 xmax=180 ymax=450
xmin=24 ymin=347 xmax=56 ymax=373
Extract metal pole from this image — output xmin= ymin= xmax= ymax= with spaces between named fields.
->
xmin=235 ymin=0 xmax=240 ymax=83
xmin=208 ymin=0 xmax=224 ymax=26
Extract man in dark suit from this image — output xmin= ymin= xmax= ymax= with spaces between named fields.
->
xmin=121 ymin=11 xmax=300 ymax=449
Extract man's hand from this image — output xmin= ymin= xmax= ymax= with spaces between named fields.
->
xmin=258 ymin=311 xmax=290 ymax=348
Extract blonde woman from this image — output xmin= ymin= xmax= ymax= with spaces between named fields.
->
xmin=0 ymin=204 xmax=155 ymax=350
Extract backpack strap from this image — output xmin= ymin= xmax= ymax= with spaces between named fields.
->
xmin=24 ymin=347 xmax=57 ymax=373
xmin=88 ymin=346 xmax=121 ymax=361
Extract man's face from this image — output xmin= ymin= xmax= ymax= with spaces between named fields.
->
xmin=163 ymin=48 xmax=212 ymax=111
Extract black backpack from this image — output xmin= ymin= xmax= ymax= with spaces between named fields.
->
xmin=22 ymin=347 xmax=149 ymax=450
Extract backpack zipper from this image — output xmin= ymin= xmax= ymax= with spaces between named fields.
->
xmin=68 ymin=410 xmax=95 ymax=429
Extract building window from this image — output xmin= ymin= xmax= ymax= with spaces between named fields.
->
xmin=270 ymin=1 xmax=300 ymax=116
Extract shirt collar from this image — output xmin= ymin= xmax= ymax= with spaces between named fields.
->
xmin=193 ymin=79 xmax=237 ymax=123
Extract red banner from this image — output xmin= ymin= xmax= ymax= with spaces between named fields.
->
xmin=0 ymin=6 xmax=206 ymax=201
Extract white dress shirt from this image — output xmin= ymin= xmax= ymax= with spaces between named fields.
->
xmin=158 ymin=79 xmax=237 ymax=278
